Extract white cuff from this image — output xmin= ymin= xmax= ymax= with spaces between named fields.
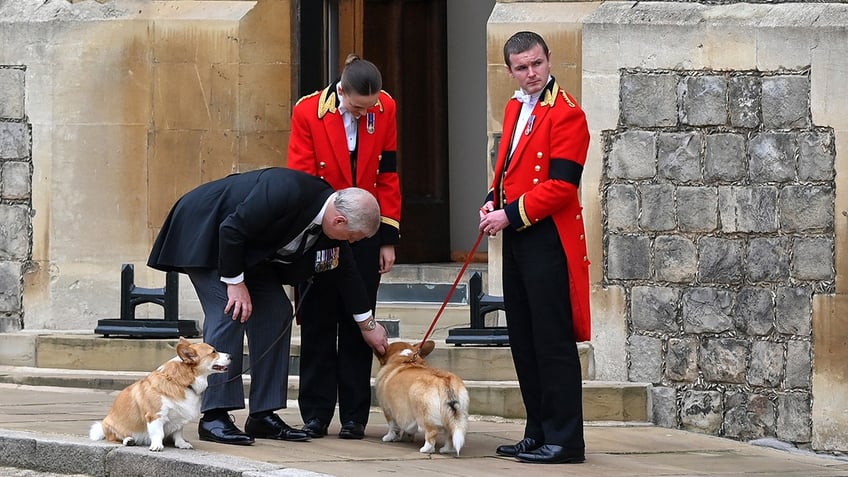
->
xmin=353 ymin=311 xmax=373 ymax=323
xmin=220 ymin=273 xmax=244 ymax=285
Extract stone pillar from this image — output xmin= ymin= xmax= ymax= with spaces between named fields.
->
xmin=583 ymin=1 xmax=848 ymax=452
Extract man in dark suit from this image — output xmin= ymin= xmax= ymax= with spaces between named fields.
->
xmin=147 ymin=167 xmax=389 ymax=446
xmin=478 ymin=31 xmax=591 ymax=464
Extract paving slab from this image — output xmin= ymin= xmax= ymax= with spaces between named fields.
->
xmin=1 ymin=383 xmax=847 ymax=476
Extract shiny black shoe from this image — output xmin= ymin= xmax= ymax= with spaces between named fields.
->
xmin=515 ymin=444 xmax=585 ymax=464
xmin=496 ymin=437 xmax=540 ymax=457
xmin=302 ymin=418 xmax=329 ymax=439
xmin=244 ymin=413 xmax=310 ymax=442
xmin=198 ymin=414 xmax=255 ymax=446
xmin=338 ymin=421 xmax=365 ymax=440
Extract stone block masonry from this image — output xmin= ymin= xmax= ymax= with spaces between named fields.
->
xmin=603 ymin=68 xmax=835 ymax=444
xmin=0 ymin=65 xmax=31 ymax=333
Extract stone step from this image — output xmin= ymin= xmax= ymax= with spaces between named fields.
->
xmin=381 ymin=263 xmax=489 ymax=289
xmin=0 ymin=332 xmax=649 ymax=422
xmin=371 ymin=263 xmax=493 ymax=340
xmin=12 ymin=334 xmax=594 ymax=382
xmin=371 ymin=262 xmax=494 ymax=341
xmin=0 ymin=365 xmax=649 ymax=422
xmin=371 ymin=303 xmax=484 ymax=341
xmin=287 ymin=302 xmax=479 ymax=341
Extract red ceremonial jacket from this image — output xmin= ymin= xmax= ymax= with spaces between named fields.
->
xmin=287 ymin=82 xmax=401 ymax=244
xmin=487 ymin=78 xmax=592 ymax=342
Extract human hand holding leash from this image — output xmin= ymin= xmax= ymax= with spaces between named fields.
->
xmin=479 ymin=201 xmax=508 ymax=237
xmin=225 ymin=282 xmax=253 ymax=323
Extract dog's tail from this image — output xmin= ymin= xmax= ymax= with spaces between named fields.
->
xmin=444 ymin=383 xmax=470 ymax=456
xmin=89 ymin=421 xmax=106 ymax=441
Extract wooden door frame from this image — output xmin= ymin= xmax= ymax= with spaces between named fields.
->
xmin=338 ymin=0 xmax=364 ymax=67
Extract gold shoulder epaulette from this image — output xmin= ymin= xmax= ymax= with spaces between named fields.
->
xmin=295 ymin=90 xmax=320 ymax=107
xmin=561 ymin=89 xmax=576 ymax=108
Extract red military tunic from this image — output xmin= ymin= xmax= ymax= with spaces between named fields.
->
xmin=287 ymin=83 xmax=401 ymax=244
xmin=487 ymin=79 xmax=591 ymax=342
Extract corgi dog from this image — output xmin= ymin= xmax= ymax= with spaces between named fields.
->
xmin=89 ymin=337 xmax=231 ymax=451
xmin=374 ymin=340 xmax=469 ymax=455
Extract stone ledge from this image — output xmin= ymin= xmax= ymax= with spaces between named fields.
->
xmin=0 ymin=430 xmax=284 ymax=477
xmin=0 ymin=366 xmax=650 ymax=423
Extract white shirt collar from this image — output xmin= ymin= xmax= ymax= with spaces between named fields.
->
xmin=513 ymin=75 xmax=553 ymax=105
xmin=336 ymin=83 xmax=351 ymax=116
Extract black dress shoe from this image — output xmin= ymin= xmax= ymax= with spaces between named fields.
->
xmin=198 ymin=414 xmax=255 ymax=446
xmin=338 ymin=421 xmax=365 ymax=440
xmin=516 ymin=444 xmax=585 ymax=464
xmin=496 ymin=437 xmax=540 ymax=457
xmin=244 ymin=413 xmax=310 ymax=442
xmin=302 ymin=418 xmax=329 ymax=439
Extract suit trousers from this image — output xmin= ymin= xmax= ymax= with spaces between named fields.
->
xmin=187 ymin=262 xmax=293 ymax=414
xmin=297 ymin=234 xmax=381 ymax=426
xmin=502 ymin=218 xmax=585 ymax=450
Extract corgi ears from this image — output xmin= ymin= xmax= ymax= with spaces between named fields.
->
xmin=176 ymin=337 xmax=199 ymax=364
xmin=417 ymin=340 xmax=436 ymax=357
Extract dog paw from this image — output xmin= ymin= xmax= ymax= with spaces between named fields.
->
xmin=148 ymin=443 xmax=165 ymax=452
xmin=382 ymin=433 xmax=398 ymax=442
xmin=122 ymin=437 xmax=136 ymax=446
xmin=419 ymin=442 xmax=436 ymax=453
xmin=440 ymin=443 xmax=455 ymax=454
xmin=175 ymin=440 xmax=193 ymax=449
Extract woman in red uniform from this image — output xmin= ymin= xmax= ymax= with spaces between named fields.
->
xmin=287 ymin=54 xmax=401 ymax=440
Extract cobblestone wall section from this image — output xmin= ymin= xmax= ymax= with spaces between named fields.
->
xmin=0 ymin=65 xmax=31 ymax=332
xmin=603 ymin=68 xmax=835 ymax=445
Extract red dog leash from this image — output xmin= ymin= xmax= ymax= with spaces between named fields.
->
xmin=419 ymin=231 xmax=485 ymax=348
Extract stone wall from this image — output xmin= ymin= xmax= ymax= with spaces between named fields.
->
xmin=0 ymin=0 xmax=290 ymax=330
xmin=0 ymin=65 xmax=32 ymax=333
xmin=581 ymin=1 xmax=848 ymax=452
xmin=604 ymin=68 xmax=833 ymax=444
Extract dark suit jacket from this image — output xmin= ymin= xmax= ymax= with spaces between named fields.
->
xmin=147 ymin=167 xmax=370 ymax=314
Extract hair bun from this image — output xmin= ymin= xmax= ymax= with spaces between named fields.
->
xmin=344 ymin=54 xmax=361 ymax=66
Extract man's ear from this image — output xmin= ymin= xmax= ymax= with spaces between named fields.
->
xmin=332 ymin=215 xmax=348 ymax=226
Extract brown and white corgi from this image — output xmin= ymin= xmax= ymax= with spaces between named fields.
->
xmin=89 ymin=337 xmax=231 ymax=451
xmin=374 ymin=340 xmax=469 ymax=455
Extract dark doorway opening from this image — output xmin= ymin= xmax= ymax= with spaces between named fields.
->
xmin=296 ymin=0 xmax=451 ymax=263
xmin=363 ymin=0 xmax=450 ymax=263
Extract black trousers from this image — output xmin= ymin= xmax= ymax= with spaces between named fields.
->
xmin=502 ymin=218 xmax=584 ymax=450
xmin=297 ymin=234 xmax=381 ymax=426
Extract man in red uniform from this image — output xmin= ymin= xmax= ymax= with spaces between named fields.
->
xmin=288 ymin=55 xmax=401 ymax=440
xmin=479 ymin=31 xmax=591 ymax=464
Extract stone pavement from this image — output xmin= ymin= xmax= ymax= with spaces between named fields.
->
xmin=1 ymin=384 xmax=847 ymax=476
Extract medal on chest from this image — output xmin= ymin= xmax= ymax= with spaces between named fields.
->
xmin=314 ymin=247 xmax=340 ymax=273
xmin=367 ymin=112 xmax=375 ymax=134
xmin=524 ymin=114 xmax=535 ymax=136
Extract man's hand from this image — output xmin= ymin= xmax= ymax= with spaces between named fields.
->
xmin=479 ymin=201 xmax=508 ymax=237
xmin=359 ymin=317 xmax=388 ymax=355
xmin=225 ymin=282 xmax=253 ymax=323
